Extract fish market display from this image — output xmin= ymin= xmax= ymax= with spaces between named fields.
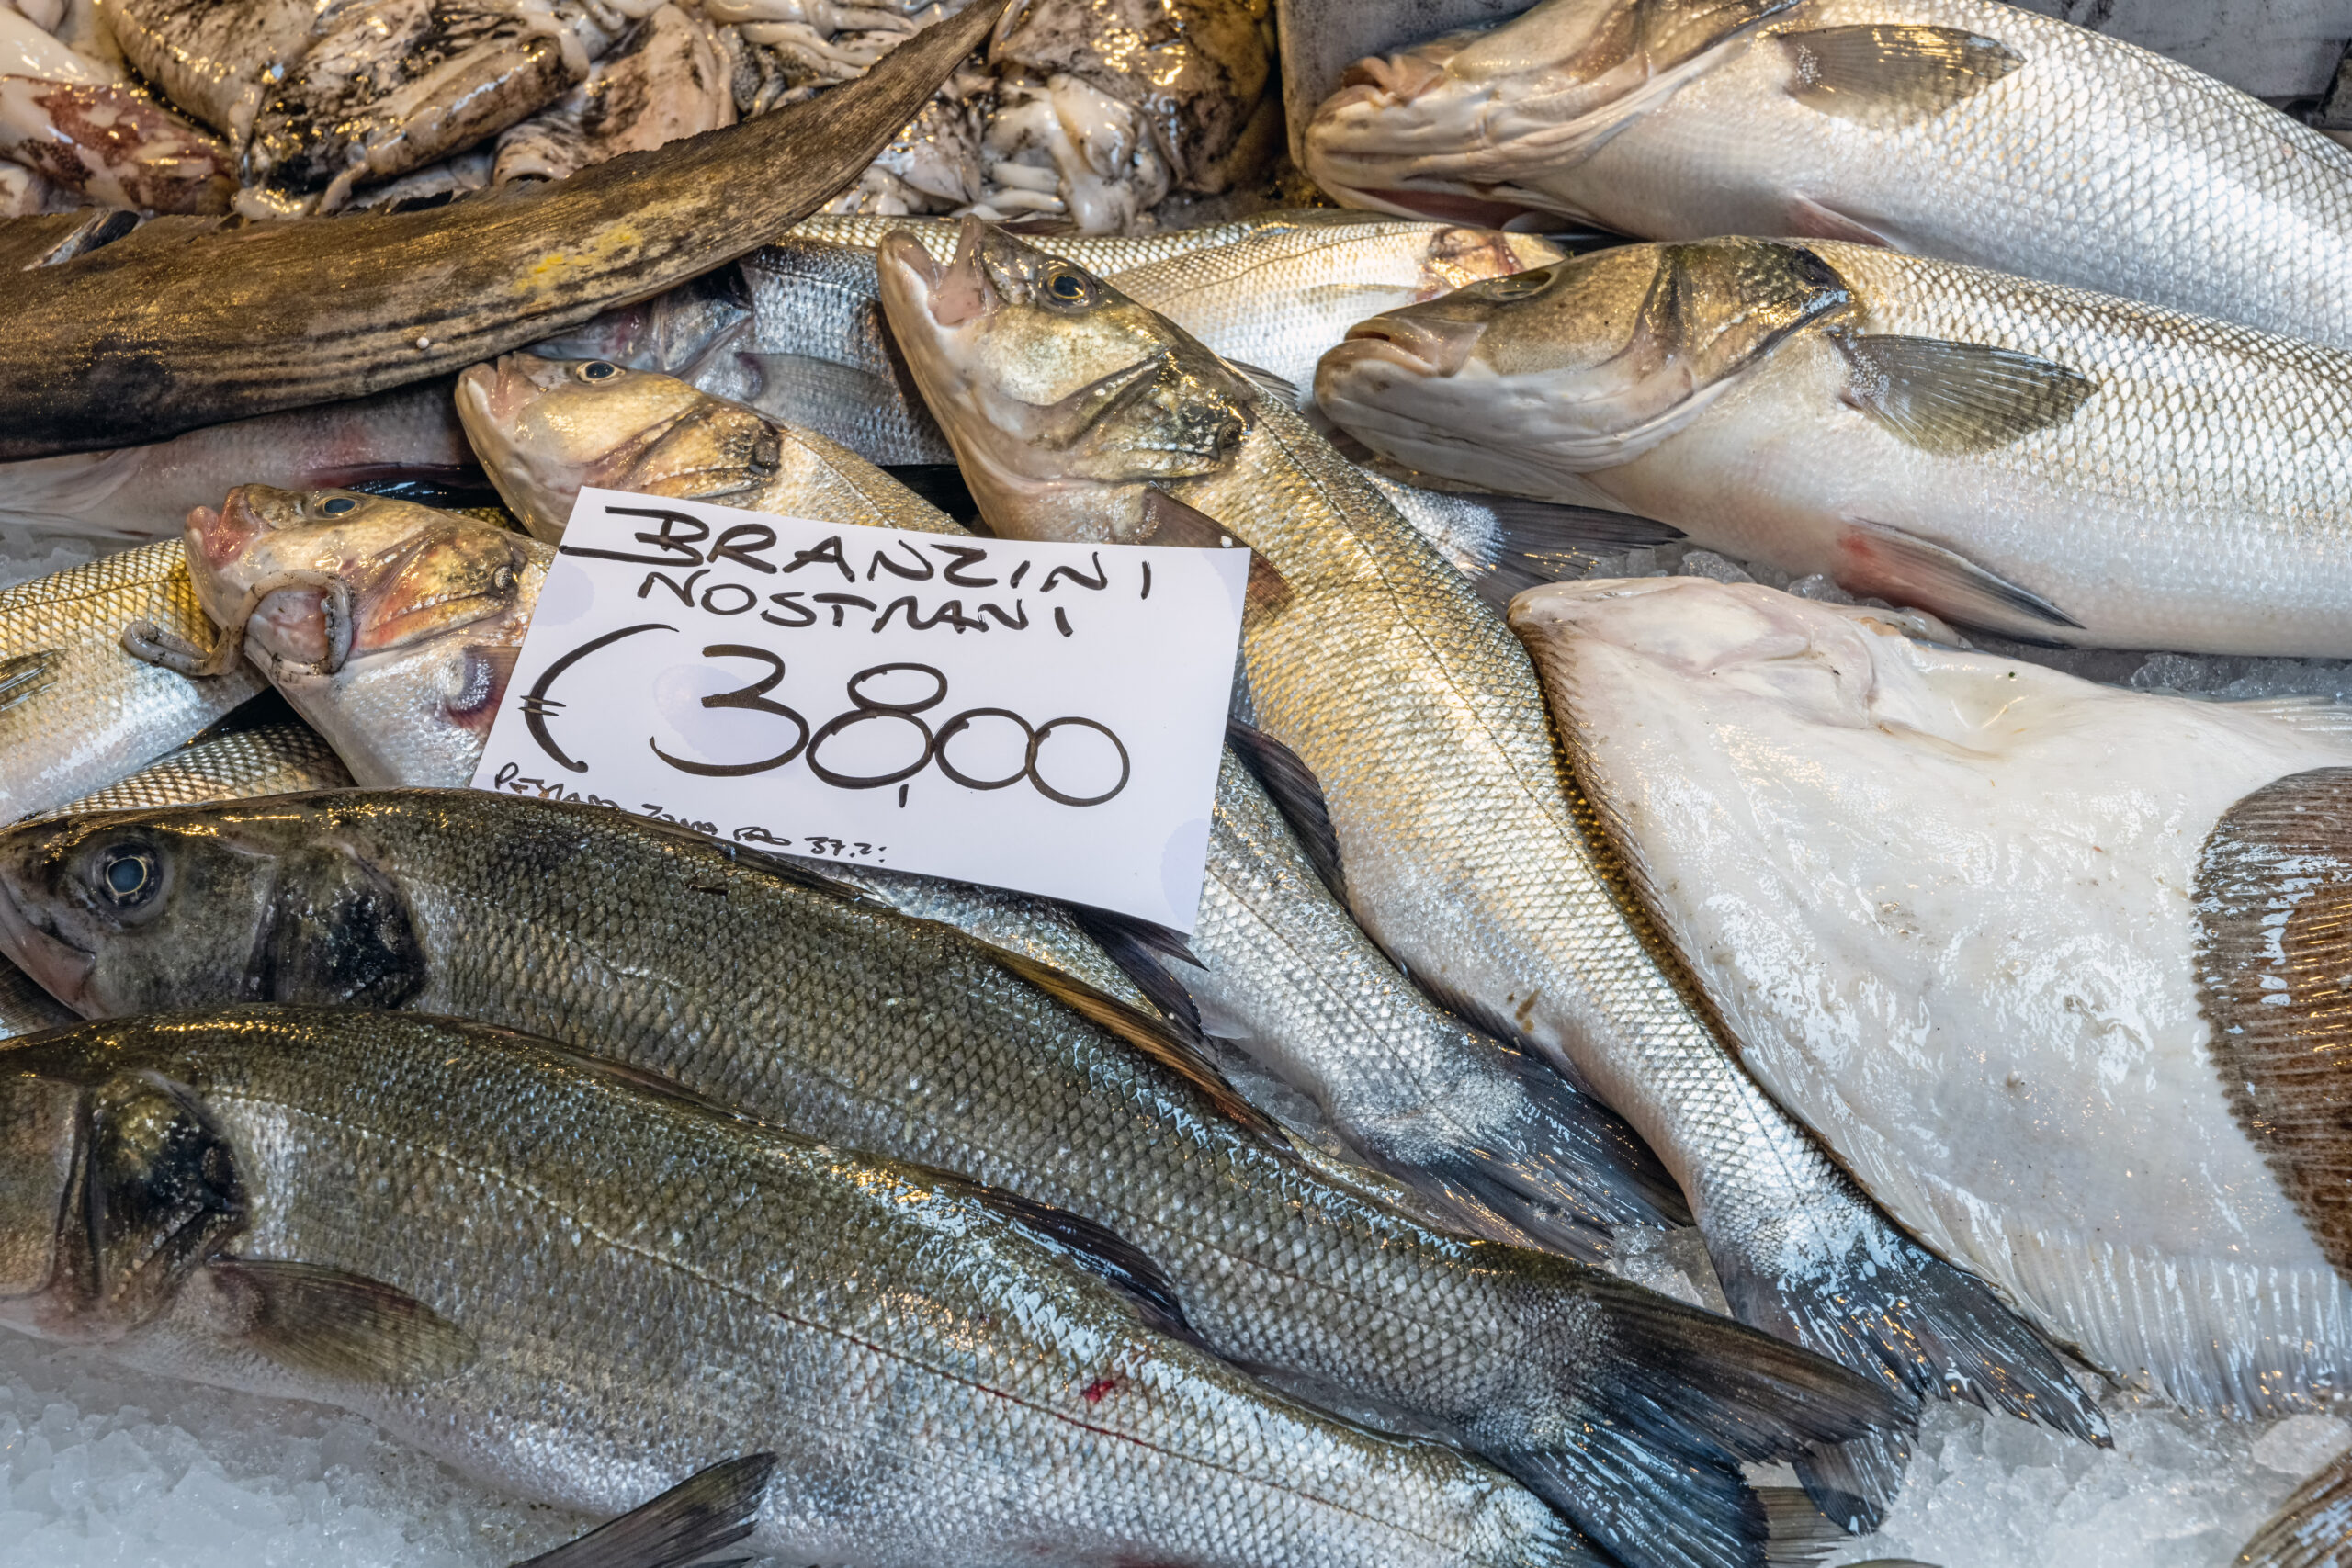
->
xmin=0 ymin=0 xmax=997 ymax=459
xmin=449 ymin=356 xmax=1683 ymax=1257
xmin=0 ymin=381 xmax=476 ymax=541
xmin=0 ymin=791 xmax=1903 ymax=1568
xmin=0 ymin=1006 xmax=1600 ymax=1568
xmin=876 ymin=220 xmax=2106 ymax=1527
xmin=1301 ymin=0 xmax=2352 ymax=350
xmin=0 ymin=540 xmax=264 ymax=823
xmin=1510 ymin=573 xmax=2352 ymax=1414
xmin=1315 ymin=237 xmax=2352 ymax=658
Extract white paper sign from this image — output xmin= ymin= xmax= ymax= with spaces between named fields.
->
xmin=469 ymin=489 xmax=1249 ymax=931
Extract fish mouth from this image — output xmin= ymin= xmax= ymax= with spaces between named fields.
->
xmin=1335 ymin=51 xmax=1453 ymax=107
xmin=458 ymin=355 xmax=552 ymax=434
xmin=0 ymin=878 xmax=92 ymax=1018
xmin=882 ymin=220 xmax=1000 ymax=329
xmin=1330 ymin=315 xmax=1487 ymax=378
xmin=187 ymin=495 xmax=265 ymax=571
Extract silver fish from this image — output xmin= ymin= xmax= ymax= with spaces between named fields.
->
xmin=1512 ymin=573 xmax=2352 ymax=1415
xmin=876 ymin=219 xmax=2111 ymax=1528
xmin=1315 ymin=237 xmax=2352 ymax=658
xmin=0 ymin=1006 xmax=1599 ymax=1568
xmin=1303 ymin=0 xmax=2352 ymax=348
xmin=0 ymin=541 xmax=264 ymax=822
xmin=38 ymin=718 xmax=353 ymax=818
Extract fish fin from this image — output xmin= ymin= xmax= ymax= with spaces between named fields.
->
xmin=1782 ymin=195 xmax=1894 ymax=248
xmin=2215 ymin=696 xmax=2352 ymax=738
xmin=1452 ymin=1034 xmax=1692 ymax=1236
xmin=2233 ymin=1450 xmax=2352 ymax=1568
xmin=1779 ymin=25 xmax=2023 ymax=120
xmin=1476 ymin=498 xmax=1686 ymax=607
xmin=1226 ymin=359 xmax=1301 ymax=404
xmin=1222 ymin=723 xmax=1345 ymax=903
xmin=1140 ymin=489 xmax=1292 ymax=618
xmin=1063 ymin=904 xmax=1208 ymax=1037
xmin=0 ymin=649 xmax=62 ymax=716
xmin=513 ymin=1454 xmax=777 ymax=1568
xmin=1833 ymin=519 xmax=2084 ymax=638
xmin=1791 ymin=1429 xmax=1910 ymax=1535
xmin=1836 ymin=333 xmax=2096 ymax=455
xmin=982 ymin=945 xmax=1290 ymax=1147
xmin=1710 ymin=1210 xmax=2109 ymax=1528
xmin=2196 ymin=767 xmax=2352 ymax=1280
xmin=201 ymin=1258 xmax=476 ymax=1388
xmin=956 ymin=1182 xmax=1200 ymax=1344
xmin=1754 ymin=1485 xmax=1844 ymax=1565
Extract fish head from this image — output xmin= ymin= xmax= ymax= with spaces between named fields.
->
xmin=1303 ymin=0 xmax=1798 ymax=224
xmin=457 ymin=353 xmax=783 ymax=539
xmin=0 ymin=1033 xmax=246 ymax=1346
xmin=0 ymin=804 xmax=424 ymax=1020
xmin=1315 ymin=238 xmax=1850 ymax=489
xmin=876 ymin=218 xmax=1255 ymax=541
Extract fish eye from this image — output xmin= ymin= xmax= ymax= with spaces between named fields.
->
xmin=1042 ymin=269 xmax=1094 ymax=310
xmin=1479 ymin=268 xmax=1555 ymax=299
xmin=94 ymin=845 xmax=160 ymax=909
xmin=318 ymin=496 xmax=359 ymax=516
xmin=577 ymin=360 xmax=621 ymax=381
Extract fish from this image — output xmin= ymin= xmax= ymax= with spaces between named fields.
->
xmin=1300 ymin=0 xmax=2352 ymax=350
xmin=0 ymin=791 xmax=1904 ymax=1568
xmin=1510 ymin=572 xmax=2352 ymax=1415
xmin=875 ymin=219 xmax=2109 ymax=1527
xmin=36 ymin=715 xmax=353 ymax=818
xmin=2236 ymin=1451 xmax=2352 ymax=1568
xmin=0 ymin=0 xmax=1001 ymax=459
xmin=0 ymin=379 xmax=477 ymax=541
xmin=0 ymin=1006 xmax=1600 ymax=1568
xmin=491 ymin=5 xmax=734 ymax=187
xmin=450 ymin=355 xmax=1686 ymax=1257
xmin=518 ymin=1454 xmax=775 ymax=1568
xmin=786 ymin=207 xmax=1351 ymax=271
xmin=0 ymin=8 xmax=234 ymax=214
xmin=1314 ymin=237 xmax=2352 ymax=658
xmin=0 ymin=540 xmax=264 ymax=823
xmin=0 ymin=950 xmax=70 ymax=1038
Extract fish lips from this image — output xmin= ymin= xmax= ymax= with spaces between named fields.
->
xmin=1322 ymin=314 xmax=1489 ymax=383
xmin=0 ymin=876 xmax=93 ymax=1018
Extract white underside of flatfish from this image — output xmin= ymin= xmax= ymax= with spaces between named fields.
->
xmin=1515 ymin=575 xmax=2352 ymax=1413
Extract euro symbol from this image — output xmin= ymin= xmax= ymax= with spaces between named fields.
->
xmin=523 ymin=623 xmax=674 ymax=773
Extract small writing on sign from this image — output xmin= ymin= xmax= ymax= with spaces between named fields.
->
xmin=469 ymin=489 xmax=1249 ymax=931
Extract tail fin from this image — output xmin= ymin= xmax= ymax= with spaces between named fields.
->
xmin=1503 ymin=1270 xmax=1912 ymax=1568
xmin=2235 ymin=1451 xmax=2352 ymax=1568
xmin=1712 ymin=1209 xmax=2109 ymax=1531
xmin=515 ymin=1452 xmax=775 ymax=1568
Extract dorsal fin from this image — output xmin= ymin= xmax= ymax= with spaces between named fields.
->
xmin=1781 ymin=24 xmax=2023 ymax=121
xmin=2196 ymin=766 xmax=2352 ymax=1282
xmin=1224 ymin=723 xmax=1345 ymax=903
xmin=984 ymin=943 xmax=1288 ymax=1147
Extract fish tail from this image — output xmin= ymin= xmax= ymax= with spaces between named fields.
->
xmin=2233 ymin=1450 xmax=2352 ymax=1568
xmin=1710 ymin=1201 xmax=2109 ymax=1532
xmin=1496 ymin=1269 xmax=1912 ymax=1568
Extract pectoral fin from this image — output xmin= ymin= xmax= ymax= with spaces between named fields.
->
xmin=1837 ymin=333 xmax=2097 ymax=454
xmin=1223 ymin=722 xmax=1345 ymax=903
xmin=1225 ymin=360 xmax=1301 ymax=405
xmin=1781 ymin=25 xmax=2023 ymax=120
xmin=0 ymin=649 xmax=61 ymax=716
xmin=203 ymin=1258 xmax=475 ymax=1387
xmin=1139 ymin=490 xmax=1293 ymax=618
xmin=514 ymin=1453 xmax=777 ymax=1568
xmin=1833 ymin=520 xmax=2082 ymax=637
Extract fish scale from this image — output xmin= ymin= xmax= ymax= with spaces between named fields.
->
xmin=0 ymin=540 xmax=264 ymax=823
xmin=0 ymin=1008 xmax=1590 ymax=1568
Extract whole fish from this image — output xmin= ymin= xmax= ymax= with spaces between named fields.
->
xmin=1315 ymin=238 xmax=2352 ymax=658
xmin=37 ymin=716 xmax=352 ymax=818
xmin=875 ymin=220 xmax=2107 ymax=1526
xmin=0 ymin=541 xmax=263 ymax=822
xmin=0 ymin=792 xmax=1900 ymax=1568
xmin=450 ymin=355 xmax=1685 ymax=1258
xmin=0 ymin=380 xmax=476 ymax=541
xmin=1301 ymin=0 xmax=2352 ymax=349
xmin=1512 ymin=574 xmax=2352 ymax=1416
xmin=0 ymin=0 xmax=999 ymax=458
xmin=0 ymin=1006 xmax=1596 ymax=1568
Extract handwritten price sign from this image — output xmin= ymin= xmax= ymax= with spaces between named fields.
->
xmin=469 ymin=489 xmax=1249 ymax=930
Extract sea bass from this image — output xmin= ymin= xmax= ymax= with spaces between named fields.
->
xmin=0 ymin=793 xmax=1900 ymax=1568
xmin=0 ymin=380 xmax=476 ymax=541
xmin=0 ymin=1006 xmax=1596 ymax=1568
xmin=385 ymin=360 xmax=1687 ymax=1258
xmin=0 ymin=541 xmax=263 ymax=822
xmin=876 ymin=220 xmax=2108 ymax=1526
xmin=1510 ymin=573 xmax=2352 ymax=1413
xmin=1314 ymin=238 xmax=2352 ymax=658
xmin=1302 ymin=0 xmax=2352 ymax=349
xmin=35 ymin=716 xmax=351 ymax=818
